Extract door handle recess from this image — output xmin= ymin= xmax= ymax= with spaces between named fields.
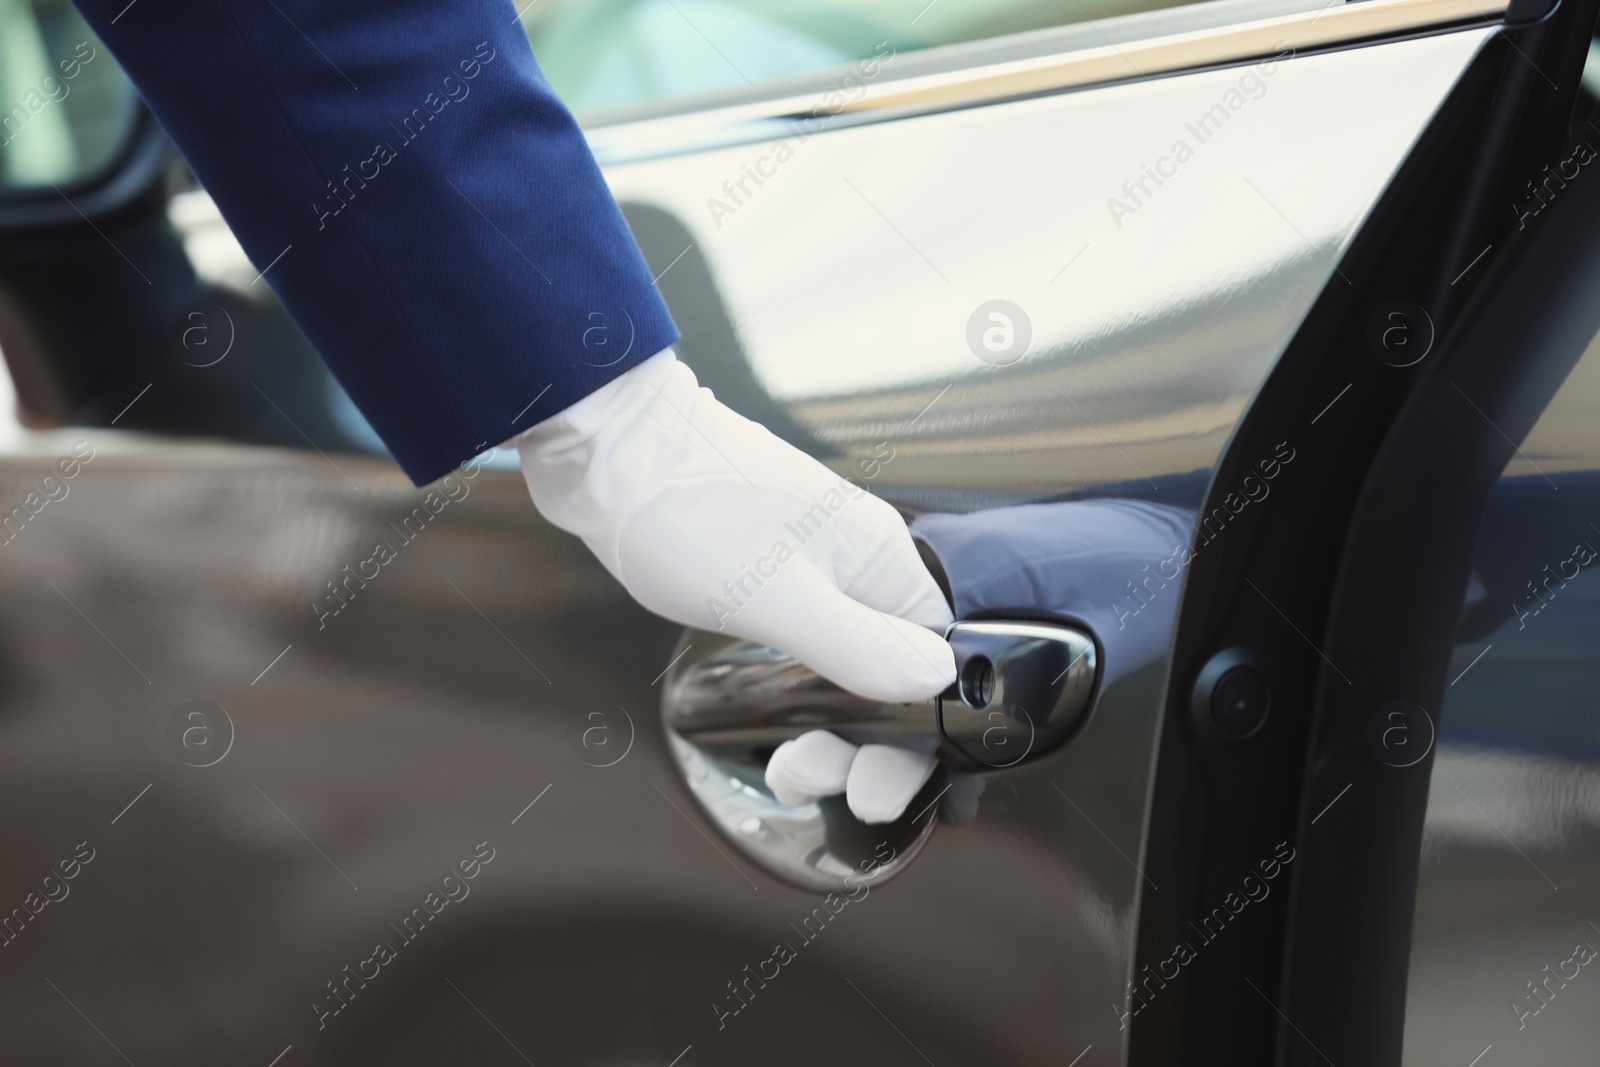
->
xmin=659 ymin=619 xmax=1097 ymax=890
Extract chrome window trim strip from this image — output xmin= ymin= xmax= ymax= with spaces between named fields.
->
xmin=586 ymin=0 xmax=1505 ymax=162
xmin=834 ymin=0 xmax=1506 ymax=113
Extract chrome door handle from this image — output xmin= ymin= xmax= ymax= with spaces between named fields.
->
xmin=660 ymin=619 xmax=1098 ymax=890
xmin=663 ymin=620 xmax=1097 ymax=766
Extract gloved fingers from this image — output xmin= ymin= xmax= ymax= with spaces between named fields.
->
xmin=766 ymin=733 xmax=940 ymax=827
xmin=846 ymin=744 xmax=938 ymax=824
xmin=829 ymin=496 xmax=955 ymax=634
xmin=764 ymin=730 xmax=859 ymax=806
xmin=764 ymin=575 xmax=956 ymax=703
xmin=614 ymin=493 xmax=956 ymax=703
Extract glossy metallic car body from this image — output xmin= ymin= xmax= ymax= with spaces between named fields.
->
xmin=0 ymin=1 xmax=1595 ymax=1065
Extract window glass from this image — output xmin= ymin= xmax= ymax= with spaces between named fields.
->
xmin=517 ymin=0 xmax=1214 ymax=116
xmin=1401 ymin=327 xmax=1600 ymax=1063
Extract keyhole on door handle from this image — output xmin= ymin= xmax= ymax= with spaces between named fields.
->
xmin=960 ymin=655 xmax=995 ymax=708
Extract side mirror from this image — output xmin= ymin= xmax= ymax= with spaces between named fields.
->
xmin=0 ymin=5 xmax=140 ymax=194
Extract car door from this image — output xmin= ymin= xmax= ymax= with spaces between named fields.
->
xmin=0 ymin=1 xmax=1587 ymax=1066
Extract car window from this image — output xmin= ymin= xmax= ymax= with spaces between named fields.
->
xmin=1400 ymin=314 xmax=1600 ymax=1063
xmin=517 ymin=0 xmax=1224 ymax=116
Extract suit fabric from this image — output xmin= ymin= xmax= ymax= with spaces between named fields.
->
xmin=72 ymin=0 xmax=679 ymax=484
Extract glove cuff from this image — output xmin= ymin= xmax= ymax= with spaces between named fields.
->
xmin=516 ymin=346 xmax=680 ymax=449
xmin=512 ymin=346 xmax=685 ymax=577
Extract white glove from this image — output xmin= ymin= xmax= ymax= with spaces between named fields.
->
xmin=765 ymin=730 xmax=937 ymax=824
xmin=515 ymin=348 xmax=955 ymax=704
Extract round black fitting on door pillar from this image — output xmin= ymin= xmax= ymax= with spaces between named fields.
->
xmin=1191 ymin=649 xmax=1271 ymax=740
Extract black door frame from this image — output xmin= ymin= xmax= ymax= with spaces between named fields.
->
xmin=1127 ymin=3 xmax=1600 ymax=1064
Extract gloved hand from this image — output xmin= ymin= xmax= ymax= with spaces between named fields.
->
xmin=515 ymin=348 xmax=955 ymax=704
xmin=765 ymin=729 xmax=938 ymax=824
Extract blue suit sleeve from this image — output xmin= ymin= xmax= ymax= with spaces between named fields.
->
xmin=71 ymin=0 xmax=679 ymax=485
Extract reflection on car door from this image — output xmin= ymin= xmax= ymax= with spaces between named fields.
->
xmin=0 ymin=6 xmax=1537 ymax=1067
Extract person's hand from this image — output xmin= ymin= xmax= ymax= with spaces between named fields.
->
xmin=764 ymin=729 xmax=937 ymax=824
xmin=515 ymin=348 xmax=955 ymax=704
